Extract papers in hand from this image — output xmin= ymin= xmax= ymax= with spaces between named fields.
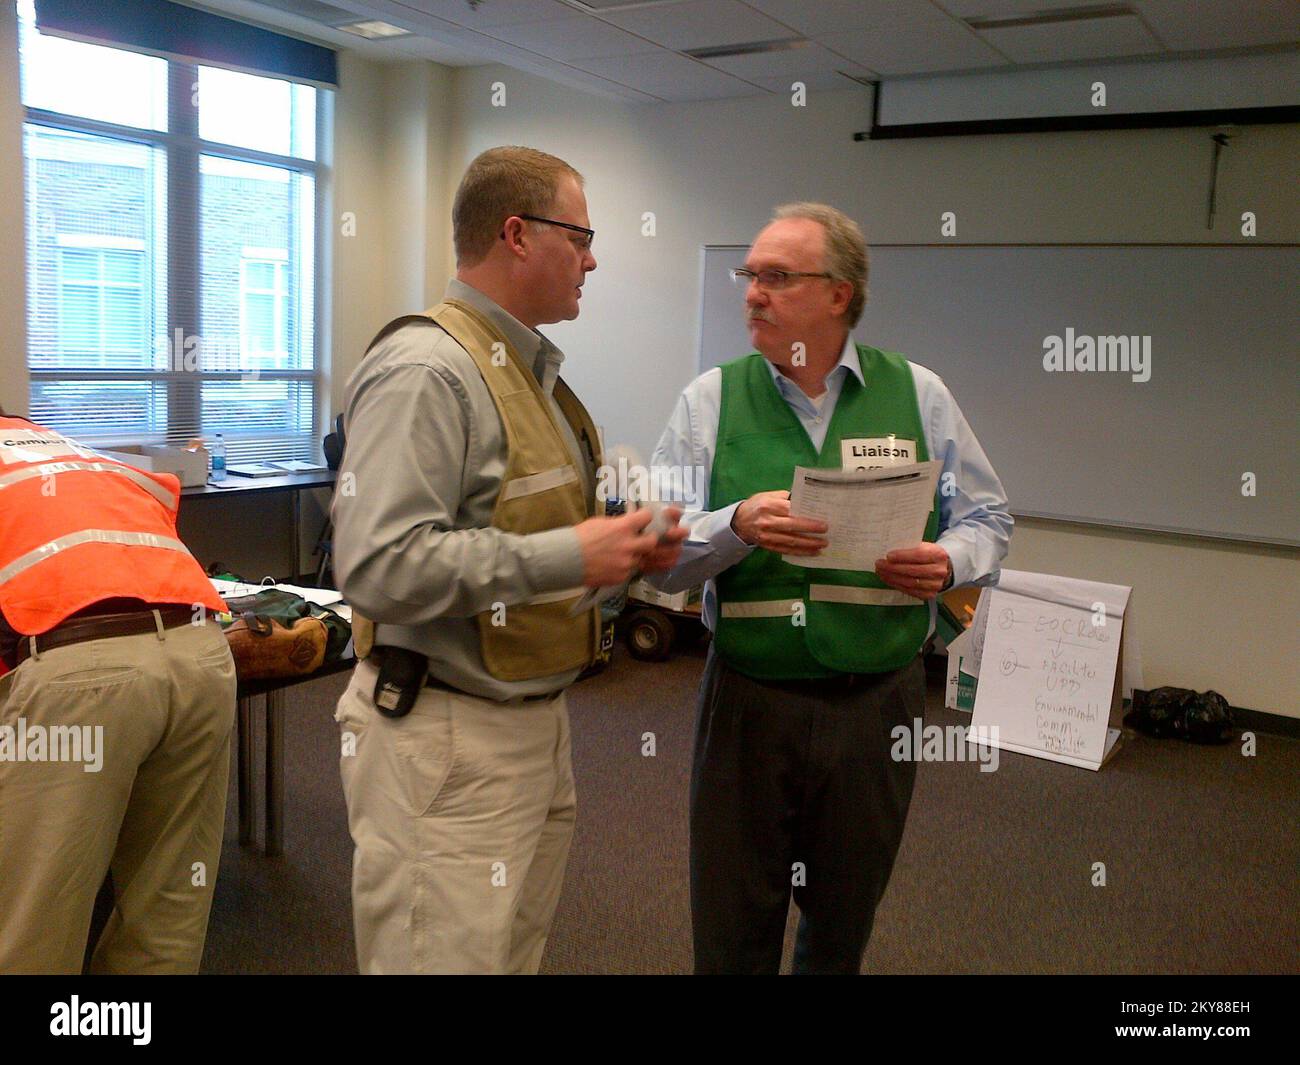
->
xmin=783 ymin=459 xmax=942 ymax=571
xmin=567 ymin=501 xmax=675 ymax=617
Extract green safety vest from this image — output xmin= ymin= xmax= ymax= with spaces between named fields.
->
xmin=710 ymin=345 xmax=940 ymax=679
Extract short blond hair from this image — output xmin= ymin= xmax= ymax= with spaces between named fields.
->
xmin=772 ymin=202 xmax=868 ymax=326
xmin=453 ymin=146 xmax=583 ymax=267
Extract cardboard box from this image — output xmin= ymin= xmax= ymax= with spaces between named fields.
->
xmin=627 ymin=578 xmax=701 ymax=614
xmin=102 ymin=444 xmax=209 ymax=488
xmin=944 ymin=625 xmax=978 ymax=712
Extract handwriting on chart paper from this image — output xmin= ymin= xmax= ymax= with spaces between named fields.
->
xmin=976 ymin=589 xmax=1120 ymax=759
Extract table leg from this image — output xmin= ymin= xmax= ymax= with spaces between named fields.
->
xmin=265 ymin=689 xmax=285 ymax=857
xmin=291 ymin=488 xmax=301 ymax=582
xmin=237 ymin=696 xmax=254 ymax=847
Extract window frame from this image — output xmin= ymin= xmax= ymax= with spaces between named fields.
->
xmin=22 ymin=40 xmax=327 ymax=458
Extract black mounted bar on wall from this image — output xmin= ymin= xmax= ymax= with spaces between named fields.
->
xmin=855 ymin=80 xmax=1300 ymax=140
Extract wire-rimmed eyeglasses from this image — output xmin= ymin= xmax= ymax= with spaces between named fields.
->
xmin=731 ymin=267 xmax=832 ymax=290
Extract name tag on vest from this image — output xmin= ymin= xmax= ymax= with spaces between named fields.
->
xmin=840 ymin=437 xmax=916 ymax=471
xmin=0 ymin=429 xmax=89 ymax=465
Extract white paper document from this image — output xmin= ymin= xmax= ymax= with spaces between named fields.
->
xmin=210 ymin=578 xmax=345 ymax=609
xmin=274 ymin=582 xmax=345 ymax=607
xmin=784 ymin=460 xmax=942 ymax=571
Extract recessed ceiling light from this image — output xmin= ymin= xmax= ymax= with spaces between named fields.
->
xmin=338 ymin=20 xmax=411 ymax=40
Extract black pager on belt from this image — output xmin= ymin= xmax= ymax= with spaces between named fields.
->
xmin=373 ymin=645 xmax=428 ymax=718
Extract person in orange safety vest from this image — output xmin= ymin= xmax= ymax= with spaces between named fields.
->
xmin=0 ymin=410 xmax=236 ymax=974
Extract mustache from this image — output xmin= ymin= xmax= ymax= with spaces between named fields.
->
xmin=748 ymin=311 xmax=773 ymax=323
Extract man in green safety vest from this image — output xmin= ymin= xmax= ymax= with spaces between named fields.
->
xmin=650 ymin=202 xmax=1013 ymax=973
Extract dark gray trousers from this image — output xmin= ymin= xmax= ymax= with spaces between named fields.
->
xmin=689 ymin=648 xmax=923 ymax=974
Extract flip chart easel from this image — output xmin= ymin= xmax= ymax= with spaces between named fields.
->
xmin=967 ymin=570 xmax=1138 ymax=771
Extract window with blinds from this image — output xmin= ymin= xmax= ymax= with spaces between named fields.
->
xmin=18 ymin=0 xmax=328 ymax=463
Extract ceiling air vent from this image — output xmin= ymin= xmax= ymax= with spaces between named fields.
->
xmin=963 ymin=3 xmax=1134 ymax=32
xmin=683 ymin=37 xmax=808 ymax=60
xmin=244 ymin=0 xmax=360 ymax=24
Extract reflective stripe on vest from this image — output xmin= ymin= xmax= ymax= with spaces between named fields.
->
xmin=720 ymin=586 xmax=923 ymax=619
xmin=808 ymin=583 xmax=920 ymax=607
xmin=0 ymin=529 xmax=192 ymax=585
xmin=720 ymin=599 xmax=800 ymax=619
xmin=0 ymin=461 xmax=177 ymax=510
xmin=500 ymin=464 xmax=579 ymax=502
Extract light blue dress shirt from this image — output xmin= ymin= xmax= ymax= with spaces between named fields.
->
xmin=648 ymin=336 xmax=1014 ymax=633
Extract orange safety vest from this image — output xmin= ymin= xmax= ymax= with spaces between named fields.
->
xmin=0 ymin=417 xmax=226 ymax=635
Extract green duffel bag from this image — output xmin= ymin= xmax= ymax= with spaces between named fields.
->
xmin=219 ymin=588 xmax=352 ymax=664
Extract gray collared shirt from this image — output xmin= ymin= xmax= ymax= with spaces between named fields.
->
xmin=332 ymin=278 xmax=592 ymax=702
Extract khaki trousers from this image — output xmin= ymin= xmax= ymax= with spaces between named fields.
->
xmin=336 ymin=659 xmax=576 ymax=974
xmin=0 ymin=619 xmax=236 ymax=974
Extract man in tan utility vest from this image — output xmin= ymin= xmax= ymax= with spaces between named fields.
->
xmin=332 ymin=146 xmax=686 ymax=974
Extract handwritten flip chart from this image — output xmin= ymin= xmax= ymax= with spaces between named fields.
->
xmin=970 ymin=571 xmax=1131 ymax=771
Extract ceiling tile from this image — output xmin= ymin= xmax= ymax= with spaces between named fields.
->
xmin=648 ymin=77 xmax=771 ymax=101
xmin=482 ymin=15 xmax=652 ymax=60
xmin=744 ymin=0 xmax=911 ymax=38
xmin=818 ymin=6 xmax=1009 ymax=75
xmin=386 ymin=0 xmax=575 ymax=29
xmin=573 ymin=49 xmax=760 ymax=96
xmin=747 ymin=0 xmax=1097 ymax=38
xmin=704 ymin=41 xmax=872 ymax=79
xmin=1135 ymin=0 xmax=1300 ymax=51
xmin=750 ymin=70 xmax=871 ymax=93
xmin=602 ymin=0 xmax=795 ymax=51
xmin=980 ymin=14 xmax=1164 ymax=63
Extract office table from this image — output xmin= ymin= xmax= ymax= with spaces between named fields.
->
xmin=236 ymin=657 xmax=355 ymax=856
xmin=182 ymin=470 xmax=337 ymax=582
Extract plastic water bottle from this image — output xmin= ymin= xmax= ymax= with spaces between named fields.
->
xmin=211 ymin=434 xmax=227 ymax=482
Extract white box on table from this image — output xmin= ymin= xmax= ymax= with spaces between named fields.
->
xmin=101 ymin=444 xmax=209 ymax=488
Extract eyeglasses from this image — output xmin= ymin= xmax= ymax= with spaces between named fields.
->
xmin=731 ymin=268 xmax=832 ymax=290
xmin=503 ymin=213 xmax=595 ymax=251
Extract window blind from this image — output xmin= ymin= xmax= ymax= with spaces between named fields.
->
xmin=20 ymin=1 xmax=331 ymax=464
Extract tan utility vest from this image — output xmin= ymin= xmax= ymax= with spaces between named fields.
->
xmin=351 ymin=297 xmax=603 ymax=682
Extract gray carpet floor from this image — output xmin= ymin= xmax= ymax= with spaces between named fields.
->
xmin=201 ymin=646 xmax=1300 ymax=974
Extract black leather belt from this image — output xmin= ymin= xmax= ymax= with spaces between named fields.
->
xmin=15 ymin=605 xmax=198 ymax=666
xmin=370 ymin=646 xmax=557 ymax=704
xmin=423 ymin=672 xmax=557 ymax=704
xmin=744 ymin=660 xmax=916 ymax=696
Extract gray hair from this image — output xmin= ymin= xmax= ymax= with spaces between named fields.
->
xmin=772 ymin=202 xmax=868 ymax=326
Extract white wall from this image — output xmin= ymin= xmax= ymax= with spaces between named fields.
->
xmin=331 ymin=54 xmax=456 ymax=416
xmin=442 ymin=63 xmax=1298 ymax=718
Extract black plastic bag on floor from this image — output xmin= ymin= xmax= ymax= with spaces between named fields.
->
xmin=1124 ymin=686 xmax=1235 ymax=744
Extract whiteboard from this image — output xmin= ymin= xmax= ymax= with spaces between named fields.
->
xmin=699 ymin=244 xmax=1298 ymax=546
